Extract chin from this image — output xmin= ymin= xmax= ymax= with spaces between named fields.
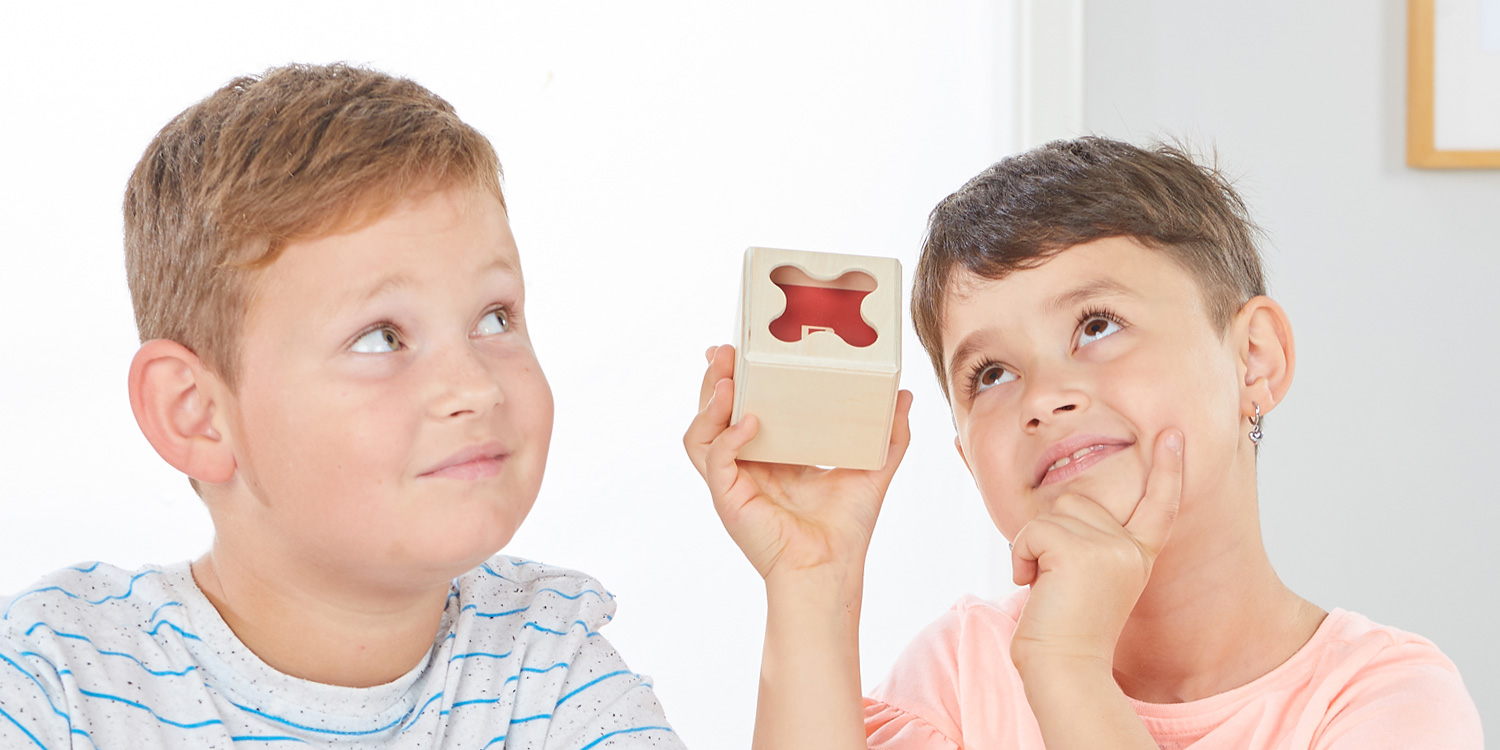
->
xmin=1037 ymin=474 xmax=1143 ymax=523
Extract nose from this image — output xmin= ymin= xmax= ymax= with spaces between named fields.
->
xmin=1020 ymin=366 xmax=1088 ymax=432
xmin=430 ymin=339 xmax=505 ymax=419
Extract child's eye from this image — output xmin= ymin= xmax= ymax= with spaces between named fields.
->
xmin=351 ymin=326 xmax=402 ymax=353
xmin=1077 ymin=312 xmax=1125 ymax=346
xmin=474 ymin=307 xmax=510 ymax=337
xmin=970 ymin=362 xmax=1017 ymax=396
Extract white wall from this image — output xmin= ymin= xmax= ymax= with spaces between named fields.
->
xmin=1082 ymin=0 xmax=1499 ymax=730
xmin=0 ymin=2 xmax=1015 ymax=746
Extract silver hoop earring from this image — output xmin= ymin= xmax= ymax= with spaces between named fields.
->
xmin=1248 ymin=402 xmax=1264 ymax=445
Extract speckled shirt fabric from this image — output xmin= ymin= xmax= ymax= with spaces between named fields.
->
xmin=0 ymin=556 xmax=685 ymax=749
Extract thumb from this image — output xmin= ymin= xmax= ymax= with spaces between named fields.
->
xmin=1124 ymin=429 xmax=1183 ymax=555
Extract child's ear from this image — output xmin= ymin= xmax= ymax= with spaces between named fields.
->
xmin=128 ymin=340 xmax=237 ymax=484
xmin=1234 ymin=296 xmax=1296 ymax=417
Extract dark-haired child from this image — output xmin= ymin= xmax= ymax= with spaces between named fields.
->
xmin=685 ymin=137 xmax=1482 ymax=748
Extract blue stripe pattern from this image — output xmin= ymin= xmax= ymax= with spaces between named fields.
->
xmin=523 ymin=620 xmax=602 ymax=638
xmin=228 ymin=700 xmax=407 ymax=737
xmin=0 ymin=557 xmax=676 ymax=748
xmin=23 ymin=623 xmax=197 ymax=677
xmin=4 ymin=651 xmax=105 ymax=749
xmin=3 ymin=570 xmax=161 ymax=621
xmin=77 ymin=687 xmax=224 ymax=729
xmin=579 ymin=726 xmax=675 ymax=750
xmin=146 ymin=620 xmax=201 ymax=641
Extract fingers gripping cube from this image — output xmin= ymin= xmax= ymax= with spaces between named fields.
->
xmin=731 ymin=247 xmax=902 ymax=470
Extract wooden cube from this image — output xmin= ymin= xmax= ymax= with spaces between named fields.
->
xmin=731 ymin=246 xmax=902 ymax=470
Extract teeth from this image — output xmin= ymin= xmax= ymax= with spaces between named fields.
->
xmin=1048 ymin=446 xmax=1104 ymax=473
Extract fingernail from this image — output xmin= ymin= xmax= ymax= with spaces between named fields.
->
xmin=705 ymin=346 xmax=717 ymax=362
xmin=1166 ymin=431 xmax=1183 ymax=453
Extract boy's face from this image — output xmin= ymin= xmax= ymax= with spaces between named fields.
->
xmin=942 ymin=236 xmax=1245 ymax=539
xmin=218 ymin=185 xmax=552 ymax=588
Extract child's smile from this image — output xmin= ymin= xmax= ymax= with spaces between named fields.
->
xmin=418 ymin=440 xmax=511 ymax=481
xmin=216 ymin=185 xmax=554 ymax=588
xmin=1034 ymin=434 xmax=1135 ymax=487
xmin=941 ymin=236 xmax=1247 ymax=539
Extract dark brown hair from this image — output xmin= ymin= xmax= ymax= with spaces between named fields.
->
xmin=124 ymin=63 xmax=504 ymax=389
xmin=912 ymin=136 xmax=1265 ymax=396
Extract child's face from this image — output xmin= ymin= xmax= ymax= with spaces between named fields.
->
xmin=942 ymin=236 xmax=1246 ymax=540
xmin=218 ymin=185 xmax=553 ymax=587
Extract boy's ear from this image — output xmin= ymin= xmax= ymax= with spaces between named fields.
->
xmin=1234 ymin=296 xmax=1296 ymax=417
xmin=128 ymin=340 xmax=237 ymax=484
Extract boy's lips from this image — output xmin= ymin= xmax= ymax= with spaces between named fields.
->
xmin=420 ymin=441 xmax=510 ymax=480
xmin=1034 ymin=434 xmax=1134 ymax=487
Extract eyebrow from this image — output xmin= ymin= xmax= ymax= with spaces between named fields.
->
xmin=1044 ymin=277 xmax=1136 ymax=315
xmin=944 ymin=277 xmax=1138 ymax=390
xmin=946 ymin=331 xmax=998 ymax=394
xmin=353 ymin=272 xmax=418 ymax=306
xmin=348 ymin=257 xmax=520 ymax=307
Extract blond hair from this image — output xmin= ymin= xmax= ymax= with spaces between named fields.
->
xmin=124 ymin=63 xmax=504 ymax=388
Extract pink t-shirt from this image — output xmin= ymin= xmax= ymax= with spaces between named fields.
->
xmin=864 ymin=590 xmax=1482 ymax=749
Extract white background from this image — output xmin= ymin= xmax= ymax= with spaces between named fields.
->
xmin=0 ymin=2 xmax=1012 ymax=745
xmin=1 ymin=0 xmax=1495 ymax=743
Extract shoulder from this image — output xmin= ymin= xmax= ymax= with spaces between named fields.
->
xmin=2 ymin=561 xmax=176 ymax=641
xmin=865 ymin=589 xmax=1030 ymax=746
xmin=447 ymin=557 xmax=685 ymax=749
xmin=892 ymin=588 xmax=1027 ymax=665
xmin=1315 ymin=609 xmax=1473 ymax=689
xmin=454 ymin=555 xmax=619 ymax=637
xmin=1307 ymin=610 xmax=1482 ymax=748
xmin=469 ymin=554 xmax=614 ymax=592
xmin=1 ymin=561 xmax=189 ymax=746
xmin=460 ymin=554 xmax=617 ymax=607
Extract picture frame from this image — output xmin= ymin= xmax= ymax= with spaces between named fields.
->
xmin=1407 ymin=0 xmax=1500 ymax=168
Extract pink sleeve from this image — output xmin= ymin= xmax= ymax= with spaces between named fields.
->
xmin=863 ymin=699 xmax=961 ymax=750
xmin=862 ymin=606 xmax=968 ymax=749
xmin=1314 ymin=640 xmax=1484 ymax=749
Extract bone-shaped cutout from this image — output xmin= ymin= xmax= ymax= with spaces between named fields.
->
xmin=767 ymin=265 xmax=879 ymax=348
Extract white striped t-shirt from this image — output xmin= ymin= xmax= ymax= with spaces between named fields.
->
xmin=0 ymin=556 xmax=685 ymax=749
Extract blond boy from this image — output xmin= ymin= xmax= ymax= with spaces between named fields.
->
xmin=0 ymin=64 xmax=683 ymax=749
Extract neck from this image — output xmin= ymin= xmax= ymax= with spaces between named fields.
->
xmin=1109 ymin=485 xmax=1325 ymax=704
xmin=191 ymin=541 xmax=451 ymax=688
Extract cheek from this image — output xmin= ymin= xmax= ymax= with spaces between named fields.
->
xmin=238 ymin=368 xmax=418 ymax=506
xmin=1123 ymin=346 xmax=1242 ymax=507
xmin=958 ymin=415 xmax=1032 ymax=540
xmin=508 ymin=359 xmax=554 ymax=490
xmin=517 ymin=360 xmax=554 ymax=442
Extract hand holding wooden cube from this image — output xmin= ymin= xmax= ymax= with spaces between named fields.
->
xmin=731 ymin=247 xmax=902 ymax=470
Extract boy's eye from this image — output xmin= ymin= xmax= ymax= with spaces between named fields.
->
xmin=972 ymin=363 xmax=1017 ymax=395
xmin=1078 ymin=315 xmax=1123 ymax=346
xmin=351 ymin=326 xmax=401 ymax=353
xmin=475 ymin=307 xmax=510 ymax=337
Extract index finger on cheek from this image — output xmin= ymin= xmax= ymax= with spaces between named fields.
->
xmin=1124 ymin=429 xmax=1183 ymax=554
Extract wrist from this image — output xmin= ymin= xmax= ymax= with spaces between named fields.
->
xmin=755 ymin=567 xmax=868 ymax=750
xmin=766 ymin=562 xmax=864 ymax=611
xmin=1011 ymin=642 xmax=1114 ymax=685
xmin=1017 ymin=654 xmax=1120 ymax=716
